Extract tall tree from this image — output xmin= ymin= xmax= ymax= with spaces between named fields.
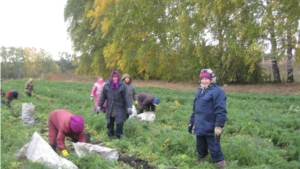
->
xmin=65 ymin=0 xmax=109 ymax=76
xmin=65 ymin=0 xmax=298 ymax=84
xmin=0 ymin=46 xmax=9 ymax=79
xmin=196 ymin=0 xmax=264 ymax=83
xmin=278 ymin=0 xmax=300 ymax=83
xmin=262 ymin=0 xmax=283 ymax=83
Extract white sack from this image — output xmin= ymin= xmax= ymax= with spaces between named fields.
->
xmin=22 ymin=102 xmax=35 ymax=125
xmin=136 ymin=112 xmax=156 ymax=122
xmin=129 ymin=105 xmax=137 ymax=119
xmin=73 ymin=142 xmax=119 ymax=160
xmin=14 ymin=132 xmax=78 ymax=169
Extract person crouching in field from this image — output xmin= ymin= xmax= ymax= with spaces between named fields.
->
xmin=90 ymin=76 xmax=106 ymax=113
xmin=6 ymin=90 xmax=19 ymax=101
xmin=137 ymin=92 xmax=160 ymax=114
xmin=188 ymin=69 xmax=227 ymax=169
xmin=96 ymin=70 xmax=132 ymax=139
xmin=6 ymin=90 xmax=19 ymax=108
xmin=25 ymin=78 xmax=34 ymax=97
xmin=48 ymin=109 xmax=86 ymax=157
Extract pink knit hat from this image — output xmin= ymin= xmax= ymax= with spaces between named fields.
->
xmin=70 ymin=115 xmax=84 ymax=133
xmin=200 ymin=72 xmax=212 ymax=80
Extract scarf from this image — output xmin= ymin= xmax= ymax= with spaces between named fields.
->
xmin=110 ymin=71 xmax=121 ymax=91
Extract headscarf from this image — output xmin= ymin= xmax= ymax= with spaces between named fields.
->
xmin=153 ymin=97 xmax=160 ymax=106
xmin=110 ymin=71 xmax=121 ymax=90
xmin=97 ymin=76 xmax=105 ymax=85
xmin=200 ymin=72 xmax=212 ymax=80
xmin=121 ymin=74 xmax=131 ymax=85
xmin=200 ymin=69 xmax=216 ymax=83
xmin=70 ymin=115 xmax=84 ymax=133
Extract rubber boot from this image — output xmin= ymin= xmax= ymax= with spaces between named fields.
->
xmin=198 ymin=158 xmax=204 ymax=163
xmin=216 ymin=160 xmax=226 ymax=169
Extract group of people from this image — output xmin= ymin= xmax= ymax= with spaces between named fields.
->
xmin=48 ymin=70 xmax=161 ymax=157
xmin=3 ymin=69 xmax=228 ymax=169
xmin=88 ymin=69 xmax=227 ymax=169
xmin=90 ymin=71 xmax=160 ymax=139
xmin=1 ymin=78 xmax=35 ymax=107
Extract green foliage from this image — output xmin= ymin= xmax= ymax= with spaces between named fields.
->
xmin=65 ymin=0 xmax=300 ymax=83
xmin=0 ymin=46 xmax=66 ymax=79
xmin=1 ymin=80 xmax=300 ymax=169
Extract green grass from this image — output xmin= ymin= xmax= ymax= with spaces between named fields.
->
xmin=1 ymin=79 xmax=300 ymax=169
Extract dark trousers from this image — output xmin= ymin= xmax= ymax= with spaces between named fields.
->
xmin=107 ymin=116 xmax=123 ymax=138
xmin=196 ymin=135 xmax=224 ymax=162
xmin=139 ymin=104 xmax=155 ymax=113
xmin=26 ymin=91 xmax=32 ymax=97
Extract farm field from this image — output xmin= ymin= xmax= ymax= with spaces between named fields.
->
xmin=1 ymin=79 xmax=300 ymax=169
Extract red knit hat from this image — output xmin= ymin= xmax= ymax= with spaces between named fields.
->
xmin=200 ymin=72 xmax=212 ymax=80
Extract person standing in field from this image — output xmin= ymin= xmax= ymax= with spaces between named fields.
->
xmin=25 ymin=78 xmax=34 ymax=97
xmin=48 ymin=109 xmax=86 ymax=157
xmin=137 ymin=92 xmax=160 ymax=114
xmin=188 ymin=69 xmax=227 ymax=169
xmin=97 ymin=70 xmax=132 ymax=139
xmin=121 ymin=74 xmax=138 ymax=106
xmin=90 ymin=76 xmax=106 ymax=113
xmin=1 ymin=89 xmax=5 ymax=97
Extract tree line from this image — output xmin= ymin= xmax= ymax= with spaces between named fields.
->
xmin=0 ymin=46 xmax=77 ymax=79
xmin=64 ymin=0 xmax=300 ymax=84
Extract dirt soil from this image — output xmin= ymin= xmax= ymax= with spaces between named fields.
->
xmin=133 ymin=80 xmax=300 ymax=95
xmin=118 ymin=156 xmax=155 ymax=169
xmin=44 ymin=73 xmax=300 ymax=95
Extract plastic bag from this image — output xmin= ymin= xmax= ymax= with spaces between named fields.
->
xmin=135 ymin=112 xmax=156 ymax=122
xmin=73 ymin=142 xmax=119 ymax=160
xmin=129 ymin=105 xmax=137 ymax=119
xmin=22 ymin=102 xmax=35 ymax=125
xmin=14 ymin=132 xmax=78 ymax=169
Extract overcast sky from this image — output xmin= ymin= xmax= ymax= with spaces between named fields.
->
xmin=0 ymin=0 xmax=72 ymax=59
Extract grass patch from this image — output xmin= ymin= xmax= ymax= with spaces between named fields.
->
xmin=1 ymin=79 xmax=300 ymax=169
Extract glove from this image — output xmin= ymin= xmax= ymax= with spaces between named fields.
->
xmin=96 ymin=107 xmax=101 ymax=114
xmin=214 ymin=126 xmax=222 ymax=138
xmin=90 ymin=97 xmax=94 ymax=101
xmin=188 ymin=123 xmax=194 ymax=134
xmin=61 ymin=149 xmax=69 ymax=157
xmin=127 ymin=108 xmax=132 ymax=115
xmin=134 ymin=100 xmax=138 ymax=105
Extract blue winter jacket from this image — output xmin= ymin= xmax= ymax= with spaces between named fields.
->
xmin=189 ymin=84 xmax=227 ymax=136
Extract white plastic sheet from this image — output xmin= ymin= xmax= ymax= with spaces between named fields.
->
xmin=14 ymin=132 xmax=78 ymax=169
xmin=136 ymin=112 xmax=156 ymax=122
xmin=129 ymin=105 xmax=137 ymax=119
xmin=21 ymin=102 xmax=35 ymax=125
xmin=73 ymin=142 xmax=119 ymax=160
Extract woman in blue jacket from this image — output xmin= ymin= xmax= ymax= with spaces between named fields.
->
xmin=188 ymin=69 xmax=227 ymax=169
